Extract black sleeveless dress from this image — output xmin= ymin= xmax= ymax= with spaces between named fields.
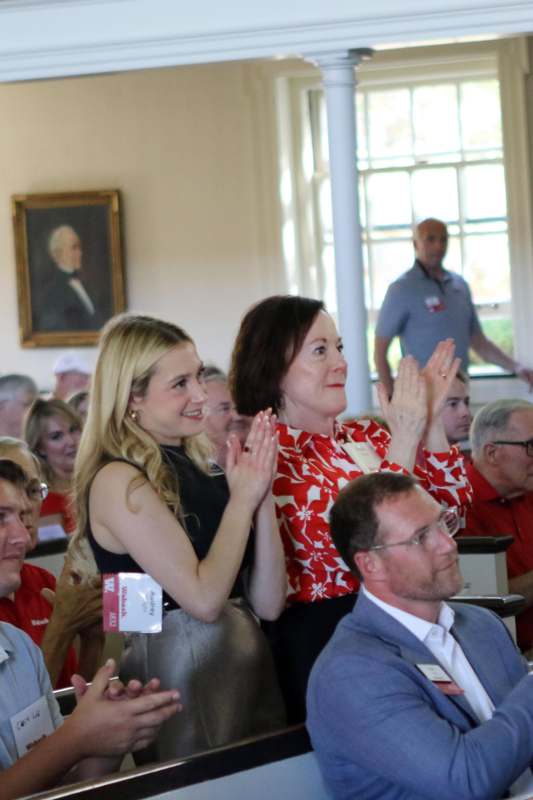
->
xmin=88 ymin=446 xmax=285 ymax=763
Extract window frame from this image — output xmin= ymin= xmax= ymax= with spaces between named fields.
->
xmin=273 ymin=39 xmax=533 ymax=376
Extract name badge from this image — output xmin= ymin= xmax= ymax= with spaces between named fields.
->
xmin=424 ymin=295 xmax=445 ymax=313
xmin=416 ymin=663 xmax=464 ymax=695
xmin=10 ymin=695 xmax=54 ymax=757
xmin=341 ymin=441 xmax=382 ymax=474
xmin=103 ymin=573 xmax=163 ymax=633
xmin=416 ymin=663 xmax=452 ymax=682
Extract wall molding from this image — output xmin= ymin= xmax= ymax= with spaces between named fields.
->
xmin=2 ymin=1 xmax=533 ymax=81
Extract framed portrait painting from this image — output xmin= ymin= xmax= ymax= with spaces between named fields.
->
xmin=12 ymin=189 xmax=126 ymax=347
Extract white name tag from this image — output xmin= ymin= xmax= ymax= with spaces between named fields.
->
xmin=416 ymin=663 xmax=452 ymax=682
xmin=341 ymin=441 xmax=382 ymax=474
xmin=10 ymin=695 xmax=54 ymax=757
xmin=103 ymin=573 xmax=163 ymax=633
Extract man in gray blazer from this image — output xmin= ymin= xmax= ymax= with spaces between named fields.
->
xmin=307 ymin=472 xmax=533 ymax=800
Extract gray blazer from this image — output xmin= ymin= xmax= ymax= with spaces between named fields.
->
xmin=306 ymin=591 xmax=533 ymax=800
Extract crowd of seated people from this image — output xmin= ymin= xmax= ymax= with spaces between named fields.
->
xmin=0 ymin=459 xmax=182 ymax=800
xmin=1 ymin=294 xmax=533 ymax=800
xmin=0 ymin=437 xmax=102 ymax=688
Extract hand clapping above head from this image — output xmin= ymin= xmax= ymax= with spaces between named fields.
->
xmin=422 ymin=339 xmax=461 ymax=424
xmin=377 ymin=355 xmax=427 ymax=443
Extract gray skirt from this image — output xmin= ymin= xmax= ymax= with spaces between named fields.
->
xmin=120 ymin=598 xmax=286 ymax=763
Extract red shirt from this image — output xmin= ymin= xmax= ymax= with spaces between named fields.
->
xmin=40 ymin=490 xmax=76 ymax=534
xmin=274 ymin=419 xmax=472 ymax=606
xmin=464 ymin=461 xmax=533 ymax=650
xmin=0 ymin=563 xmax=79 ymax=687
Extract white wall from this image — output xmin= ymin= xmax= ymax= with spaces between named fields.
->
xmin=0 ymin=62 xmax=285 ymax=388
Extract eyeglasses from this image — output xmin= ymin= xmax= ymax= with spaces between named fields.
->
xmin=368 ymin=508 xmax=460 ymax=552
xmin=26 ymin=481 xmax=49 ymax=502
xmin=491 ymin=439 xmax=533 ymax=457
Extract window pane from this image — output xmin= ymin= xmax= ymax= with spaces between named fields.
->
xmin=470 ymin=315 xmax=513 ymax=366
xmin=358 ymin=176 xmax=367 ymax=229
xmin=318 ymin=93 xmax=329 ymax=168
xmin=366 ymin=171 xmax=411 ymax=229
xmin=460 ymin=80 xmax=502 ymax=155
xmin=368 ymin=240 xmax=414 ymax=309
xmin=444 ymin=236 xmax=463 ymax=274
xmin=463 ymin=163 xmax=507 ymax=221
xmin=463 ymin=233 xmax=511 ymax=304
xmin=319 ymin=179 xmax=333 ymax=233
xmin=368 ymin=89 xmax=412 ymax=164
xmin=413 ymin=84 xmax=460 ymax=158
xmin=412 ymin=167 xmax=459 ymax=223
xmin=356 ymin=92 xmax=368 ymax=166
xmin=322 ymin=243 xmax=337 ymax=313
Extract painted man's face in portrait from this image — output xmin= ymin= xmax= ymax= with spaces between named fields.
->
xmin=54 ymin=227 xmax=82 ymax=273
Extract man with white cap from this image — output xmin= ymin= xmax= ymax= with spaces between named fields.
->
xmin=52 ymin=353 xmax=91 ymax=401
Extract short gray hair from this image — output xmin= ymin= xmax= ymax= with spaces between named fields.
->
xmin=471 ymin=399 xmax=533 ymax=460
xmin=203 ymin=364 xmax=227 ymax=385
xmin=0 ymin=375 xmax=37 ymax=403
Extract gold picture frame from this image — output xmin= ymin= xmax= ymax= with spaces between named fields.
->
xmin=12 ymin=189 xmax=125 ymax=347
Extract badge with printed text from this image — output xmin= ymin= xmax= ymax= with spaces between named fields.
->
xmin=341 ymin=442 xmax=382 ymax=474
xmin=416 ymin=663 xmax=464 ymax=695
xmin=10 ymin=695 xmax=54 ymax=757
xmin=102 ymin=573 xmax=163 ymax=633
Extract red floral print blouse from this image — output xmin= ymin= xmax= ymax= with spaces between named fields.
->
xmin=273 ymin=419 xmax=471 ymax=605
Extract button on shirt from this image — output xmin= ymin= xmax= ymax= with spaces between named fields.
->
xmin=375 ymin=260 xmax=482 ymax=367
xmin=362 ymin=586 xmax=533 ymax=796
xmin=0 ymin=622 xmax=62 ymax=770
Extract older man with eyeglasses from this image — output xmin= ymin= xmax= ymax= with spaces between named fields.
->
xmin=463 ymin=399 xmax=533 ymax=656
xmin=307 ymin=471 xmax=533 ymax=800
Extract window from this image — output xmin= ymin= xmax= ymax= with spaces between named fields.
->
xmin=308 ymin=74 xmax=511 ymax=370
xmin=275 ymin=42 xmax=533 ymax=376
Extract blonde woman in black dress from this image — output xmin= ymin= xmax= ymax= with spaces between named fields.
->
xmin=70 ymin=313 xmax=286 ymax=762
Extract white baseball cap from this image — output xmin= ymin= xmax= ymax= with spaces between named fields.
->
xmin=53 ymin=351 xmax=91 ymax=375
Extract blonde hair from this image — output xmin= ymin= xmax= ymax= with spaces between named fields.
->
xmin=71 ymin=313 xmax=211 ymax=556
xmin=24 ymin=397 xmax=82 ymax=485
xmin=0 ymin=436 xmax=42 ymax=476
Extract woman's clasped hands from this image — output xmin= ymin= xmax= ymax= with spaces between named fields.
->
xmin=225 ymin=409 xmax=278 ymax=508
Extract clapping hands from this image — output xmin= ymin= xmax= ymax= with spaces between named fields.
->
xmin=377 ymin=355 xmax=427 ymax=442
xmin=422 ymin=339 xmax=461 ymax=422
xmin=377 ymin=340 xmax=460 ymax=465
xmin=225 ymin=409 xmax=278 ymax=509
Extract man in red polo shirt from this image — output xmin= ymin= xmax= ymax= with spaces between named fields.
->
xmin=464 ymin=398 xmax=533 ymax=653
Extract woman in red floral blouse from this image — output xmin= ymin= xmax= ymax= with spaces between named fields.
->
xmin=230 ymin=295 xmax=471 ymax=721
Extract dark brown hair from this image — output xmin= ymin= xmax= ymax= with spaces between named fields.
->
xmin=229 ymin=295 xmax=325 ymax=415
xmin=330 ymin=472 xmax=416 ymax=579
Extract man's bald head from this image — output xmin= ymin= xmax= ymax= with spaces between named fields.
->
xmin=413 ymin=218 xmax=448 ymax=274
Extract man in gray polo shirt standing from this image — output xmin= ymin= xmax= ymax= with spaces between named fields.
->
xmin=374 ymin=218 xmax=533 ymax=398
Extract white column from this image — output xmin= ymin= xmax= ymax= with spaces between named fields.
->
xmin=312 ymin=49 xmax=373 ymax=415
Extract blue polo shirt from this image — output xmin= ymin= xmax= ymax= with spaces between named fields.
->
xmin=375 ymin=260 xmax=482 ymax=367
xmin=0 ymin=622 xmax=62 ymax=770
